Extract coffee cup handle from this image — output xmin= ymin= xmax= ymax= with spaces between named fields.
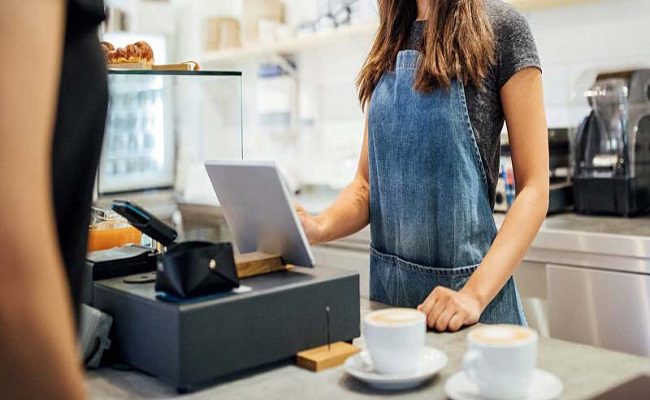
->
xmin=463 ymin=349 xmax=485 ymax=387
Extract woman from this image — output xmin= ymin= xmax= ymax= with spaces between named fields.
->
xmin=298 ymin=0 xmax=549 ymax=332
xmin=0 ymin=0 xmax=106 ymax=398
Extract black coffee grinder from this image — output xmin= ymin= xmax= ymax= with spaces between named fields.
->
xmin=572 ymin=69 xmax=650 ymax=216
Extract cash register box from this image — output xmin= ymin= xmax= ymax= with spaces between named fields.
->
xmin=93 ymin=266 xmax=360 ymax=392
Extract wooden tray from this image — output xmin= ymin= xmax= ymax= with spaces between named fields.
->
xmin=152 ymin=62 xmax=199 ymax=71
xmin=107 ymin=61 xmax=200 ymax=71
xmin=107 ymin=61 xmax=153 ymax=70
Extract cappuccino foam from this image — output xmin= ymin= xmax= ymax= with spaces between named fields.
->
xmin=365 ymin=308 xmax=425 ymax=326
xmin=469 ymin=325 xmax=535 ymax=345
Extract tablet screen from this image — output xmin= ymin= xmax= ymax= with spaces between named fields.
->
xmin=205 ymin=160 xmax=315 ymax=267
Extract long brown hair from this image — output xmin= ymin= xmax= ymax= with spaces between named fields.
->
xmin=357 ymin=0 xmax=495 ymax=106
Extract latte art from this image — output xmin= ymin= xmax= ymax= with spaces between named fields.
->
xmin=365 ymin=308 xmax=425 ymax=326
xmin=362 ymin=308 xmax=427 ymax=374
xmin=469 ymin=325 xmax=535 ymax=345
xmin=464 ymin=324 xmax=539 ymax=398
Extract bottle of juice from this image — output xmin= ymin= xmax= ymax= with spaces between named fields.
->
xmin=87 ymin=208 xmax=142 ymax=252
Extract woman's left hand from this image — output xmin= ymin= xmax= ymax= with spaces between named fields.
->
xmin=417 ymin=287 xmax=485 ymax=332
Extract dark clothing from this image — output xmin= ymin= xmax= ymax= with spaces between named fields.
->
xmin=53 ymin=0 xmax=107 ymax=319
xmin=405 ymin=0 xmax=541 ymax=208
xmin=66 ymin=0 xmax=106 ymax=35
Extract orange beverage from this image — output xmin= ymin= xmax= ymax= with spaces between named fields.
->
xmin=88 ymin=221 xmax=142 ymax=252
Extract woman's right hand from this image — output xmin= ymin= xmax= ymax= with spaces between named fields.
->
xmin=295 ymin=203 xmax=324 ymax=244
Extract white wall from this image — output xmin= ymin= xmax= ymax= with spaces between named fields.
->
xmin=523 ymin=0 xmax=650 ymax=128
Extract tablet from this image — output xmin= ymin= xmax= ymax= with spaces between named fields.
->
xmin=205 ymin=160 xmax=315 ymax=267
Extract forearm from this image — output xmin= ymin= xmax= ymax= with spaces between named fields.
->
xmin=0 ymin=252 xmax=86 ymax=400
xmin=314 ymin=176 xmax=370 ymax=243
xmin=462 ymin=183 xmax=548 ymax=308
xmin=463 ymin=67 xmax=550 ymax=310
xmin=0 ymin=1 xmax=86 ymax=398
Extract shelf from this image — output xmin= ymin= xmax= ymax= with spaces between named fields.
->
xmin=201 ymin=22 xmax=378 ymax=64
xmin=201 ymin=0 xmax=598 ymax=64
xmin=509 ymin=0 xmax=597 ymax=10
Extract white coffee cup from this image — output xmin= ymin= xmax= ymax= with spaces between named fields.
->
xmin=463 ymin=324 xmax=538 ymax=400
xmin=362 ymin=308 xmax=426 ymax=375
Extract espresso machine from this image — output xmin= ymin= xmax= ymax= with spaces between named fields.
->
xmin=572 ymin=70 xmax=650 ymax=216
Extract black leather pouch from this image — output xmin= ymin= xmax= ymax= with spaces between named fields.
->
xmin=155 ymin=241 xmax=240 ymax=299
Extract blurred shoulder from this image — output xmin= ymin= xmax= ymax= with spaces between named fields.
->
xmin=484 ymin=0 xmax=532 ymax=36
xmin=483 ymin=0 xmax=541 ymax=88
xmin=67 ymin=0 xmax=106 ymax=29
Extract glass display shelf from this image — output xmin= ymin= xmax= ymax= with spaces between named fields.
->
xmin=101 ymin=69 xmax=243 ymax=204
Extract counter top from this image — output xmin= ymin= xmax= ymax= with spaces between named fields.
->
xmin=86 ymin=299 xmax=650 ymax=400
xmin=535 ymin=213 xmax=650 ymax=238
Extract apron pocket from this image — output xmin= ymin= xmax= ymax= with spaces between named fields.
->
xmin=370 ymin=246 xmax=479 ymax=308
xmin=369 ymin=249 xmax=527 ymax=325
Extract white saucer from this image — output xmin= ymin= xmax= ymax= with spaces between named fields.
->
xmin=445 ymin=369 xmax=564 ymax=400
xmin=344 ymin=346 xmax=448 ymax=390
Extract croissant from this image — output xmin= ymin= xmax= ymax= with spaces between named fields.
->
xmin=134 ymin=41 xmax=154 ymax=61
xmin=100 ymin=41 xmax=115 ymax=60
xmin=101 ymin=41 xmax=115 ymax=52
xmin=106 ymin=40 xmax=155 ymax=64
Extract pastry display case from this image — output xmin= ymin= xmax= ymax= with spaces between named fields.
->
xmin=100 ymin=70 xmax=243 ymax=201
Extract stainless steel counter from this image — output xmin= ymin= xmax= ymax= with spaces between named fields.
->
xmin=515 ymin=214 xmax=650 ymax=272
xmin=537 ymin=213 xmax=650 ymax=237
xmin=86 ymin=299 xmax=650 ymax=400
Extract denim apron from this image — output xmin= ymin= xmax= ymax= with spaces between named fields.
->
xmin=368 ymin=50 xmax=526 ymax=325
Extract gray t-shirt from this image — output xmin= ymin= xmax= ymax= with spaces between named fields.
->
xmin=405 ymin=0 xmax=541 ymax=208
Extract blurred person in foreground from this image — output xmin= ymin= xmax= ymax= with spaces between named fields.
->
xmin=0 ymin=0 xmax=107 ymax=398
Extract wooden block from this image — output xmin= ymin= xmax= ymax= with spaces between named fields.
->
xmin=152 ymin=62 xmax=200 ymax=71
xmin=107 ymin=61 xmax=152 ymax=70
xmin=234 ymin=252 xmax=287 ymax=279
xmin=296 ymin=342 xmax=360 ymax=372
xmin=108 ymin=61 xmax=199 ymax=71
